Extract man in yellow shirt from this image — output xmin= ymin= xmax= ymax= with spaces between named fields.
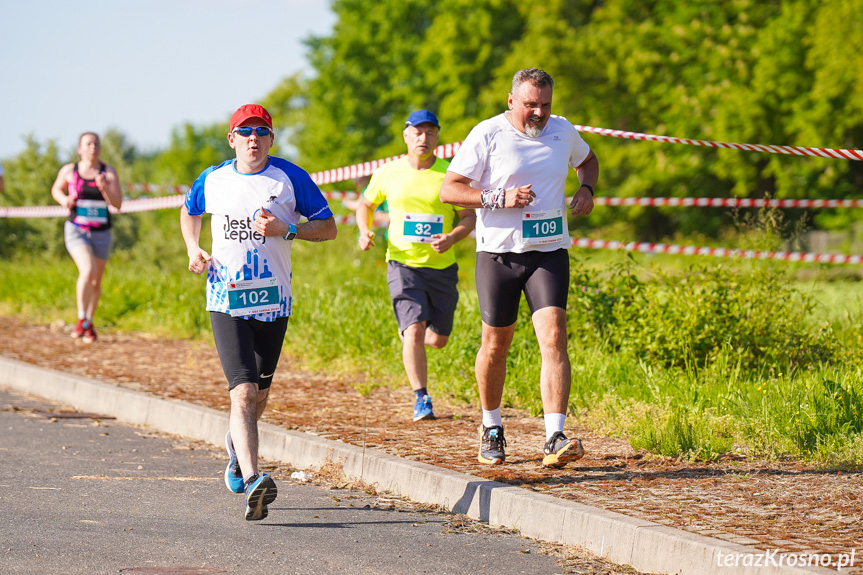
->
xmin=357 ymin=110 xmax=476 ymax=421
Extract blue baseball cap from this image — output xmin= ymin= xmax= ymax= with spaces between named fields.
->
xmin=405 ymin=110 xmax=440 ymax=128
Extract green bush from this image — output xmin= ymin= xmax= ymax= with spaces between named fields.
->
xmin=570 ymin=257 xmax=837 ymax=372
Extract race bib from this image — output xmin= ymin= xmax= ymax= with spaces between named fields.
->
xmin=226 ymin=277 xmax=281 ymax=317
xmin=402 ymin=213 xmax=443 ymax=243
xmin=522 ymin=209 xmax=564 ymax=246
xmin=74 ymin=199 xmax=109 ymax=226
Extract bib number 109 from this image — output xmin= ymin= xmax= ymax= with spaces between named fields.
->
xmin=227 ymin=277 xmax=280 ymax=317
xmin=528 ymin=219 xmax=558 ymax=236
xmin=522 ymin=209 xmax=565 ymax=246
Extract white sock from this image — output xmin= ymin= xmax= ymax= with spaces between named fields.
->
xmin=482 ymin=407 xmax=502 ymax=428
xmin=544 ymin=413 xmax=566 ymax=441
xmin=78 ymin=311 xmax=86 ymax=320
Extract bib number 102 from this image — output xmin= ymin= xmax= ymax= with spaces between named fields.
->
xmin=236 ymin=289 xmax=270 ymax=306
xmin=227 ymin=277 xmax=281 ymax=317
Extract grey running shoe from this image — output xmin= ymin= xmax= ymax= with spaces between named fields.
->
xmin=478 ymin=425 xmax=506 ymax=465
xmin=542 ymin=431 xmax=584 ymax=468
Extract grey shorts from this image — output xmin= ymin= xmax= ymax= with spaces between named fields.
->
xmin=387 ymin=261 xmax=459 ymax=336
xmin=64 ymin=221 xmax=113 ymax=260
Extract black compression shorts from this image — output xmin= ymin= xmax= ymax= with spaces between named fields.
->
xmin=475 ymin=249 xmax=570 ymax=328
xmin=210 ymin=312 xmax=289 ymax=391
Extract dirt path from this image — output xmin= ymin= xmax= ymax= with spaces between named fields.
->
xmin=1 ymin=316 xmax=860 ymax=572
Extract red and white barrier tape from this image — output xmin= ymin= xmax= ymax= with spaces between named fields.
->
xmin=573 ymin=125 xmax=863 ymax=161
xmin=314 ymin=125 xmax=862 ymax=185
xmin=309 ymin=142 xmax=462 ymax=185
xmin=7 ymin=193 xmax=862 ymax=220
xmin=322 ymin=190 xmax=360 ymax=201
xmin=114 ymin=124 xmax=863 ymax=194
xmin=127 ymin=183 xmax=189 ymax=195
xmin=592 ymin=197 xmax=863 ymax=208
xmin=573 ymin=238 xmax=863 ymax=265
xmin=0 ymin=195 xmax=185 ymax=218
xmin=307 ymin=124 xmax=862 ymax=185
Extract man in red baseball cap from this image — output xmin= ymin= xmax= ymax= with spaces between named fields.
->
xmin=229 ymin=104 xmax=273 ymax=131
xmin=181 ymin=103 xmax=337 ymax=521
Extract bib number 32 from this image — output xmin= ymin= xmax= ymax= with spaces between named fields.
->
xmin=403 ymin=213 xmax=443 ymax=243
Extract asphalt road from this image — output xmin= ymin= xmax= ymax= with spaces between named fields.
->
xmin=0 ymin=387 xmax=573 ymax=575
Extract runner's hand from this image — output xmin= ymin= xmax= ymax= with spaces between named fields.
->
xmin=505 ymin=184 xmax=535 ymax=208
xmin=430 ymin=233 xmax=455 ymax=253
xmin=358 ymin=230 xmax=375 ymax=250
xmin=569 ymin=187 xmax=594 ymax=216
xmin=187 ymin=248 xmax=211 ymax=275
xmin=254 ymin=207 xmax=284 ymax=236
xmin=94 ymin=173 xmax=107 ymax=193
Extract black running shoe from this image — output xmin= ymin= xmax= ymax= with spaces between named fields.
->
xmin=478 ymin=425 xmax=506 ymax=465
xmin=542 ymin=431 xmax=584 ymax=468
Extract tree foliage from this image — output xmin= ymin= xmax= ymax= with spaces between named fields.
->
xmin=285 ymin=0 xmax=863 ymax=237
xmin=3 ymin=0 xmax=862 ymax=241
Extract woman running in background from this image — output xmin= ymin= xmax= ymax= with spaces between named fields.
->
xmin=51 ymin=132 xmax=122 ymax=342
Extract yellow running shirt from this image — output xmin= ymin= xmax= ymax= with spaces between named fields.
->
xmin=364 ymin=156 xmax=459 ymax=269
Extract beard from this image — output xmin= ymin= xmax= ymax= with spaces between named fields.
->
xmin=524 ymin=115 xmax=545 ymax=137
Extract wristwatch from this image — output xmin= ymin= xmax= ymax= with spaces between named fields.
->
xmin=283 ymin=223 xmax=297 ymax=241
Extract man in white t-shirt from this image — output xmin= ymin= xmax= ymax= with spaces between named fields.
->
xmin=440 ymin=68 xmax=599 ymax=468
xmin=181 ymin=104 xmax=337 ymax=520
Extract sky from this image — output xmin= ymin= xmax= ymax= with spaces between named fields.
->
xmin=0 ymin=0 xmax=336 ymax=160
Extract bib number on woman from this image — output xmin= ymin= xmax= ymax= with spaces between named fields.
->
xmin=522 ymin=209 xmax=564 ymax=246
xmin=74 ymin=199 xmax=109 ymax=226
xmin=402 ymin=213 xmax=443 ymax=243
xmin=227 ymin=277 xmax=280 ymax=317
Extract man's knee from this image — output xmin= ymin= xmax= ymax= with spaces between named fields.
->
xmin=480 ymin=331 xmax=513 ymax=362
xmin=403 ymin=322 xmax=426 ymax=344
xmin=425 ymin=329 xmax=448 ymax=349
xmin=230 ymin=382 xmax=259 ymax=410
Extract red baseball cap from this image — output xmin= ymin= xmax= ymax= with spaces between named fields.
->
xmin=229 ymin=104 xmax=273 ymax=130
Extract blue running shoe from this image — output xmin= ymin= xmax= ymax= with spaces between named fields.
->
xmin=244 ymin=473 xmax=277 ymax=521
xmin=413 ymin=394 xmax=436 ymax=422
xmin=224 ymin=431 xmax=244 ymax=493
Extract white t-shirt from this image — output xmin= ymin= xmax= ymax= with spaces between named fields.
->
xmin=185 ymin=157 xmax=333 ymax=321
xmin=447 ymin=113 xmax=590 ymax=253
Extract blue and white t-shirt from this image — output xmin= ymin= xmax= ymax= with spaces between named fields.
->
xmin=185 ymin=157 xmax=333 ymax=321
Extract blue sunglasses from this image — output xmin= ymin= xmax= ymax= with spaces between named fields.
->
xmin=232 ymin=126 xmax=274 ymax=137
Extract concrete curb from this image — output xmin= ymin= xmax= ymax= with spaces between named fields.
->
xmin=0 ymin=357 xmax=834 ymax=575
